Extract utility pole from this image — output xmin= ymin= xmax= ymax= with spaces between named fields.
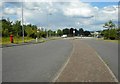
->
xmin=21 ymin=1 xmax=24 ymax=42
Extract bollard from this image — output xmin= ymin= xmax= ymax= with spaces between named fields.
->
xmin=36 ymin=37 xmax=38 ymax=43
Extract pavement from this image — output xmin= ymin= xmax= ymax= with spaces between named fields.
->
xmin=1 ymin=37 xmax=61 ymax=48
xmin=0 ymin=39 xmax=45 ymax=48
xmin=56 ymin=39 xmax=118 ymax=82
xmin=82 ymin=39 xmax=118 ymax=80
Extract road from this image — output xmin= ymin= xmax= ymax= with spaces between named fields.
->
xmin=81 ymin=38 xmax=118 ymax=79
xmin=2 ymin=39 xmax=73 ymax=82
xmin=2 ymin=38 xmax=118 ymax=82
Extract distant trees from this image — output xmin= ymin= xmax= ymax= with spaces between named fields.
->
xmin=1 ymin=18 xmax=46 ymax=38
xmin=1 ymin=18 xmax=93 ymax=39
xmin=75 ymin=29 xmax=79 ymax=36
xmin=102 ymin=20 xmax=119 ymax=40
xmin=79 ymin=28 xmax=84 ymax=36
xmin=2 ymin=19 xmax=12 ymax=37
xmin=69 ymin=28 xmax=74 ymax=36
xmin=12 ymin=21 xmax=22 ymax=37
xmin=84 ymin=31 xmax=91 ymax=36
xmin=63 ymin=28 xmax=70 ymax=35
xmin=103 ymin=20 xmax=115 ymax=29
xmin=57 ymin=29 xmax=63 ymax=36
xmin=62 ymin=28 xmax=91 ymax=37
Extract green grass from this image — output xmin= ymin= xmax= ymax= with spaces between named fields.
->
xmin=49 ymin=37 xmax=61 ymax=40
xmin=96 ymin=38 xmax=120 ymax=44
xmin=1 ymin=37 xmax=34 ymax=45
xmin=104 ymin=40 xmax=119 ymax=44
xmin=0 ymin=36 xmax=61 ymax=45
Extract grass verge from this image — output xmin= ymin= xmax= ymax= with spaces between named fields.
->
xmin=96 ymin=38 xmax=120 ymax=44
xmin=0 ymin=37 xmax=34 ymax=45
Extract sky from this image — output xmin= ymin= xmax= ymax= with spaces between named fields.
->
xmin=0 ymin=0 xmax=119 ymax=31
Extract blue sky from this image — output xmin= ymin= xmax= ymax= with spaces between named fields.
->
xmin=1 ymin=1 xmax=118 ymax=31
xmin=90 ymin=2 xmax=118 ymax=8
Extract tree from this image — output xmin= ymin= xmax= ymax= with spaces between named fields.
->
xmin=25 ymin=26 xmax=34 ymax=37
xmin=2 ymin=18 xmax=12 ymax=37
xmin=70 ymin=28 xmax=74 ymax=36
xmin=103 ymin=20 xmax=116 ymax=39
xmin=57 ymin=29 xmax=63 ymax=36
xmin=103 ymin=20 xmax=115 ymax=29
xmin=75 ymin=29 xmax=79 ymax=36
xmin=84 ymin=31 xmax=91 ymax=36
xmin=101 ymin=30 xmax=109 ymax=39
xmin=109 ymin=29 xmax=117 ymax=40
xmin=63 ymin=28 xmax=69 ymax=35
xmin=48 ymin=30 xmax=52 ymax=37
xmin=12 ymin=20 xmax=22 ymax=37
xmin=79 ymin=28 xmax=84 ymax=36
xmin=117 ymin=28 xmax=120 ymax=39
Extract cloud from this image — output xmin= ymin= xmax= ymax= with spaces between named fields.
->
xmin=2 ymin=1 xmax=118 ymax=31
xmin=0 ymin=2 xmax=2 ymax=7
xmin=96 ymin=5 xmax=118 ymax=23
xmin=62 ymin=2 xmax=96 ymax=18
xmin=102 ymin=5 xmax=117 ymax=13
xmin=4 ymin=7 xmax=17 ymax=15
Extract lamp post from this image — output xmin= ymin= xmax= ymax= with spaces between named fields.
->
xmin=21 ymin=1 xmax=24 ymax=43
xmin=73 ymin=30 xmax=75 ymax=37
xmin=56 ymin=31 xmax=57 ymax=37
xmin=47 ymin=13 xmax=53 ymax=38
xmin=36 ymin=30 xmax=39 ymax=43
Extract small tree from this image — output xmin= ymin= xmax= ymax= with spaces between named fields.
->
xmin=117 ymin=28 xmax=120 ymax=39
xmin=103 ymin=20 xmax=116 ymax=39
xmin=63 ymin=28 xmax=70 ymax=36
xmin=12 ymin=21 xmax=22 ymax=37
xmin=79 ymin=28 xmax=84 ymax=36
xmin=109 ymin=29 xmax=117 ymax=40
xmin=57 ymin=29 xmax=63 ymax=36
xmin=84 ymin=31 xmax=91 ymax=36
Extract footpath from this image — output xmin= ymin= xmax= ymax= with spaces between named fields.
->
xmin=1 ymin=37 xmax=61 ymax=48
xmin=0 ymin=38 xmax=52 ymax=48
xmin=0 ymin=39 xmax=41 ymax=48
xmin=55 ymin=39 xmax=118 ymax=83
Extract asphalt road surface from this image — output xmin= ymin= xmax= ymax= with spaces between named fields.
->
xmin=2 ymin=39 xmax=73 ymax=82
xmin=82 ymin=38 xmax=118 ymax=79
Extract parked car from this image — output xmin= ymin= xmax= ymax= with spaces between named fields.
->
xmin=61 ymin=35 xmax=67 ymax=38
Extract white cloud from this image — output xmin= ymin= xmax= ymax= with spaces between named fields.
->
xmin=62 ymin=2 xmax=95 ymax=17
xmin=0 ymin=2 xmax=2 ymax=7
xmin=96 ymin=5 xmax=118 ymax=23
xmin=2 ymin=2 xmax=118 ymax=31
xmin=4 ymin=7 xmax=17 ymax=15
xmin=102 ymin=6 xmax=117 ymax=13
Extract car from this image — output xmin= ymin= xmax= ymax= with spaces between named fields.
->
xmin=61 ymin=35 xmax=67 ymax=38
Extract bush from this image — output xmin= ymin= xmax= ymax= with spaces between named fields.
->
xmin=102 ymin=30 xmax=109 ymax=39
xmin=102 ymin=29 xmax=117 ymax=40
xmin=109 ymin=29 xmax=117 ymax=40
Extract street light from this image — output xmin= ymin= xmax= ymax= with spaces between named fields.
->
xmin=36 ymin=30 xmax=39 ymax=43
xmin=21 ymin=1 xmax=24 ymax=43
xmin=56 ymin=31 xmax=57 ymax=37
xmin=73 ymin=30 xmax=75 ymax=37
xmin=47 ymin=13 xmax=53 ymax=38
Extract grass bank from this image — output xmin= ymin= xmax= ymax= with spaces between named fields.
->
xmin=0 ymin=37 xmax=61 ymax=45
xmin=96 ymin=38 xmax=120 ymax=44
xmin=0 ymin=37 xmax=34 ymax=45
